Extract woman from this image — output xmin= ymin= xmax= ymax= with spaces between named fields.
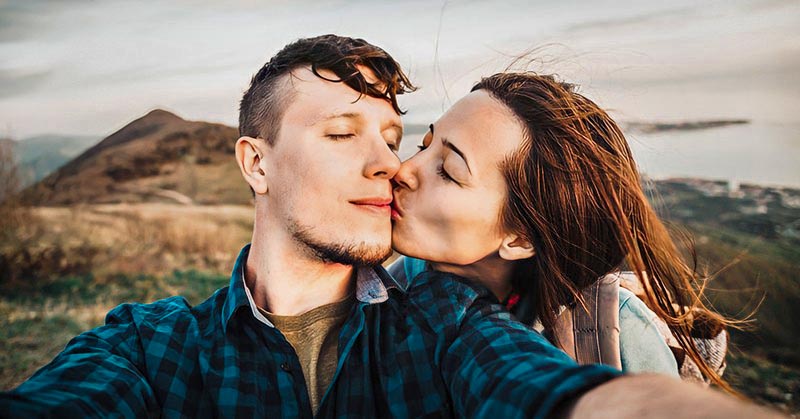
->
xmin=389 ymin=72 xmax=730 ymax=387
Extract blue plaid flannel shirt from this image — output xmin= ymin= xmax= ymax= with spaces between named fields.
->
xmin=1 ymin=245 xmax=621 ymax=417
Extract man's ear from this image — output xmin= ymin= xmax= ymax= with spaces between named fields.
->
xmin=235 ymin=136 xmax=269 ymax=195
xmin=498 ymin=234 xmax=535 ymax=261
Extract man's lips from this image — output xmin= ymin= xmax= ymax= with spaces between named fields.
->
xmin=350 ymin=197 xmax=393 ymax=215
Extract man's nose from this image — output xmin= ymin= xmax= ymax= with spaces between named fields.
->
xmin=392 ymin=156 xmax=419 ymax=191
xmin=364 ymin=140 xmax=401 ymax=180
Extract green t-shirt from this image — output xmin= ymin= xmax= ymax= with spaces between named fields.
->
xmin=259 ymin=295 xmax=354 ymax=413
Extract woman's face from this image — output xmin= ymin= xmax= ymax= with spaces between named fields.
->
xmin=391 ymin=90 xmax=527 ymax=265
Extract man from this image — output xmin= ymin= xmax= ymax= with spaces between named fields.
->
xmin=0 ymin=35 xmax=779 ymax=418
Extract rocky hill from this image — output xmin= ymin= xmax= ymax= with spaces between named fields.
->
xmin=21 ymin=110 xmax=251 ymax=206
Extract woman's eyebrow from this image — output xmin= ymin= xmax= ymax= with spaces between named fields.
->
xmin=442 ymin=138 xmax=471 ymax=174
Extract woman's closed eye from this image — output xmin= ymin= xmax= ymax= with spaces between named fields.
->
xmin=437 ymin=164 xmax=458 ymax=184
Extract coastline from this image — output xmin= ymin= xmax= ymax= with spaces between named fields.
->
xmin=623 ymin=119 xmax=750 ymax=134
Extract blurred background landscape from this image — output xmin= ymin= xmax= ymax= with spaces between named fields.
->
xmin=1 ymin=0 xmax=798 ymax=415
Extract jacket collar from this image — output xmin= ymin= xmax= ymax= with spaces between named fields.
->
xmin=221 ymin=244 xmax=404 ymax=333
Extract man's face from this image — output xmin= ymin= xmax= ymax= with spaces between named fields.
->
xmin=262 ymin=66 xmax=402 ymax=266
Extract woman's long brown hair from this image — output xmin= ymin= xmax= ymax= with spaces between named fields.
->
xmin=473 ymin=72 xmax=735 ymax=390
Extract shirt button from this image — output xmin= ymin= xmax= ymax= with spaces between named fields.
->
xmin=280 ymin=363 xmax=291 ymax=372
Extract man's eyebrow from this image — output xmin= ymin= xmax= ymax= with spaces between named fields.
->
xmin=442 ymin=138 xmax=471 ymax=174
xmin=308 ymin=112 xmax=361 ymax=126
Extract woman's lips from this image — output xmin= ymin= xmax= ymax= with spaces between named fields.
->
xmin=390 ymin=199 xmax=404 ymax=220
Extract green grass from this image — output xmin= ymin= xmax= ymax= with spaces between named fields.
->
xmin=4 ymin=270 xmax=228 ymax=306
xmin=0 ymin=270 xmax=229 ymax=390
xmin=725 ymin=351 xmax=800 ymax=414
xmin=683 ymin=223 xmax=800 ymax=359
xmin=0 ymin=315 xmax=85 ymax=390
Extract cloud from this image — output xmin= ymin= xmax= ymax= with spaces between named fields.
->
xmin=0 ymin=0 xmax=94 ymax=42
xmin=0 ymin=2 xmax=39 ymax=42
xmin=0 ymin=68 xmax=51 ymax=98
xmin=564 ymin=6 xmax=695 ymax=34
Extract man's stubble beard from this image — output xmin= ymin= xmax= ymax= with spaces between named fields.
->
xmin=288 ymin=219 xmax=392 ymax=267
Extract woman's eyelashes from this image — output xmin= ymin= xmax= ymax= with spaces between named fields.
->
xmin=416 ymin=141 xmax=458 ymax=185
xmin=437 ymin=164 xmax=457 ymax=184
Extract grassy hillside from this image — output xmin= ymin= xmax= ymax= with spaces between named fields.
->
xmin=0 ymin=203 xmax=252 ymax=389
xmin=649 ymin=180 xmax=800 ymax=361
xmin=646 ymin=179 xmax=800 ymax=413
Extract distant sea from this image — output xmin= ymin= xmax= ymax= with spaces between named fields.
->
xmin=398 ymin=121 xmax=800 ymax=189
xmin=626 ymin=122 xmax=800 ymax=189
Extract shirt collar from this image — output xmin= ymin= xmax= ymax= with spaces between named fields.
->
xmin=221 ymin=244 xmax=404 ymax=334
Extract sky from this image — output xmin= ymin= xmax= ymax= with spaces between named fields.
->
xmin=0 ymin=0 xmax=798 ymax=139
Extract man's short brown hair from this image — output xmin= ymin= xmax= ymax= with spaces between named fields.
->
xmin=239 ymin=34 xmax=416 ymax=144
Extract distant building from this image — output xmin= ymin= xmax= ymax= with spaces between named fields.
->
xmin=740 ymin=203 xmax=768 ymax=215
xmin=727 ymin=180 xmax=745 ymax=198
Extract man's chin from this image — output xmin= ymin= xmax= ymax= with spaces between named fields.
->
xmin=312 ymin=241 xmax=392 ymax=266
xmin=289 ymin=220 xmax=392 ymax=266
xmin=351 ymin=244 xmax=393 ymax=266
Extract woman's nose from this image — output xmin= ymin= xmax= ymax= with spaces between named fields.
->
xmin=393 ymin=157 xmax=419 ymax=191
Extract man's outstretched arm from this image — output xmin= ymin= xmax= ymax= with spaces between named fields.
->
xmin=440 ymin=298 xmax=621 ymax=418
xmin=561 ymin=374 xmax=783 ymax=419
xmin=0 ymin=304 xmax=159 ymax=417
xmin=422 ymin=271 xmax=783 ymax=419
xmin=414 ymin=269 xmax=621 ymax=418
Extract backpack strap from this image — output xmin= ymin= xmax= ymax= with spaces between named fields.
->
xmin=549 ymin=274 xmax=622 ymax=369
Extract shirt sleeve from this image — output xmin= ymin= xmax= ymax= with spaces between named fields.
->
xmin=437 ymin=279 xmax=622 ymax=418
xmin=617 ymin=288 xmax=680 ymax=377
xmin=0 ymin=304 xmax=159 ymax=417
